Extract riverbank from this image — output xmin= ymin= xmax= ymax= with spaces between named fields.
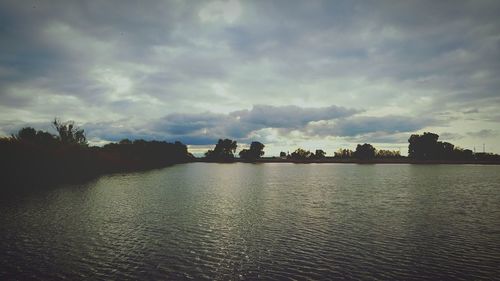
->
xmin=0 ymin=138 xmax=194 ymax=188
xmin=195 ymin=157 xmax=500 ymax=165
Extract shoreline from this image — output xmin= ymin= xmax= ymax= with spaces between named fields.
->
xmin=195 ymin=157 xmax=500 ymax=165
xmin=4 ymin=159 xmax=499 ymax=189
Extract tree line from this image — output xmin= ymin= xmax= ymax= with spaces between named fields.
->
xmin=2 ymin=119 xmax=499 ymax=187
xmin=0 ymin=119 xmax=193 ymax=187
xmin=204 ymin=139 xmax=265 ymax=162
xmin=202 ymin=132 xmax=499 ymax=162
xmin=201 ymin=139 xmax=401 ymax=161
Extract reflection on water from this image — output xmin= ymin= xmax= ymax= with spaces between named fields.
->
xmin=1 ymin=163 xmax=500 ymax=280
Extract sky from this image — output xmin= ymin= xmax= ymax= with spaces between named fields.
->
xmin=1 ymin=0 xmax=500 ymax=156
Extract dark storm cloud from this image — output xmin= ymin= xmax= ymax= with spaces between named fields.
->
xmin=154 ymin=112 xmax=227 ymax=136
xmin=138 ymin=104 xmax=361 ymax=144
xmin=79 ymin=105 xmax=443 ymax=146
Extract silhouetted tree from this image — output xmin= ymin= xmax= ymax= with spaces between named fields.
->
xmin=334 ymin=148 xmax=353 ymax=159
xmin=239 ymin=141 xmax=265 ymax=161
xmin=15 ymin=127 xmax=37 ymax=141
xmin=408 ymin=132 xmax=439 ymax=159
xmin=439 ymin=141 xmax=455 ymax=159
xmin=205 ymin=138 xmax=237 ymax=161
xmin=314 ymin=149 xmax=326 ymax=159
xmin=1 ymin=119 xmax=194 ymax=187
xmin=13 ymin=127 xmax=58 ymax=146
xmin=376 ymin=149 xmax=401 ymax=158
xmin=280 ymin=151 xmax=287 ymax=158
xmin=52 ymin=118 xmax=87 ymax=146
xmin=454 ymin=147 xmax=472 ymax=160
xmin=290 ymin=148 xmax=312 ymax=160
xmin=101 ymin=139 xmax=192 ymax=169
xmin=119 ymin=138 xmax=132 ymax=145
xmin=35 ymin=131 xmax=58 ymax=146
xmin=475 ymin=152 xmax=500 ymax=161
xmin=408 ymin=132 xmax=481 ymax=160
xmin=354 ymin=143 xmax=376 ymax=159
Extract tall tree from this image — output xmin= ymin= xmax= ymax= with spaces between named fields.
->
xmin=408 ymin=132 xmax=439 ymax=159
xmin=14 ymin=127 xmax=58 ymax=146
xmin=52 ymin=118 xmax=87 ymax=146
xmin=354 ymin=143 xmax=376 ymax=159
xmin=239 ymin=141 xmax=265 ymax=161
xmin=334 ymin=148 xmax=353 ymax=158
xmin=205 ymin=138 xmax=238 ymax=161
xmin=314 ymin=149 xmax=326 ymax=159
xmin=290 ymin=148 xmax=312 ymax=160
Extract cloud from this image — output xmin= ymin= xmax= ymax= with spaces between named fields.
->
xmin=199 ymin=0 xmax=242 ymax=24
xmin=463 ymin=108 xmax=479 ymax=114
xmin=342 ymin=132 xmax=412 ymax=145
xmin=78 ymin=105 xmax=440 ymax=148
xmin=138 ymin=104 xmax=360 ymax=144
xmin=438 ymin=132 xmax=463 ymax=141
xmin=307 ymin=115 xmax=436 ymax=137
xmin=467 ymin=129 xmax=498 ymax=138
xmin=230 ymin=104 xmax=361 ymax=128
xmin=154 ymin=112 xmax=226 ymax=135
xmin=1 ymin=0 xmax=500 ymax=152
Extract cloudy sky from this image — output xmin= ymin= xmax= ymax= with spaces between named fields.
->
xmin=1 ymin=0 xmax=499 ymax=155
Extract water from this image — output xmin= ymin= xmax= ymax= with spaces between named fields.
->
xmin=1 ymin=163 xmax=500 ymax=280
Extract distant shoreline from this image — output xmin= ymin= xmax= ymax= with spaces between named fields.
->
xmin=195 ymin=157 xmax=500 ymax=165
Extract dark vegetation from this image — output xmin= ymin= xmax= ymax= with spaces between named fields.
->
xmin=239 ymin=142 xmax=265 ymax=162
xmin=204 ymin=139 xmax=238 ymax=162
xmin=0 ymin=119 xmax=193 ymax=187
xmin=406 ymin=132 xmax=500 ymax=162
xmin=263 ymin=132 xmax=499 ymax=163
xmin=285 ymin=148 xmax=327 ymax=161
xmin=203 ymin=139 xmax=266 ymax=162
xmin=281 ymin=143 xmax=401 ymax=161
xmin=408 ymin=132 xmax=473 ymax=160
xmin=2 ymin=119 xmax=500 ymax=188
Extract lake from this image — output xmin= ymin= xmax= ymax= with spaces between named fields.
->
xmin=1 ymin=163 xmax=500 ymax=280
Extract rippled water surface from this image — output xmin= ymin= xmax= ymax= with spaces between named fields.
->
xmin=1 ymin=163 xmax=500 ymax=280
